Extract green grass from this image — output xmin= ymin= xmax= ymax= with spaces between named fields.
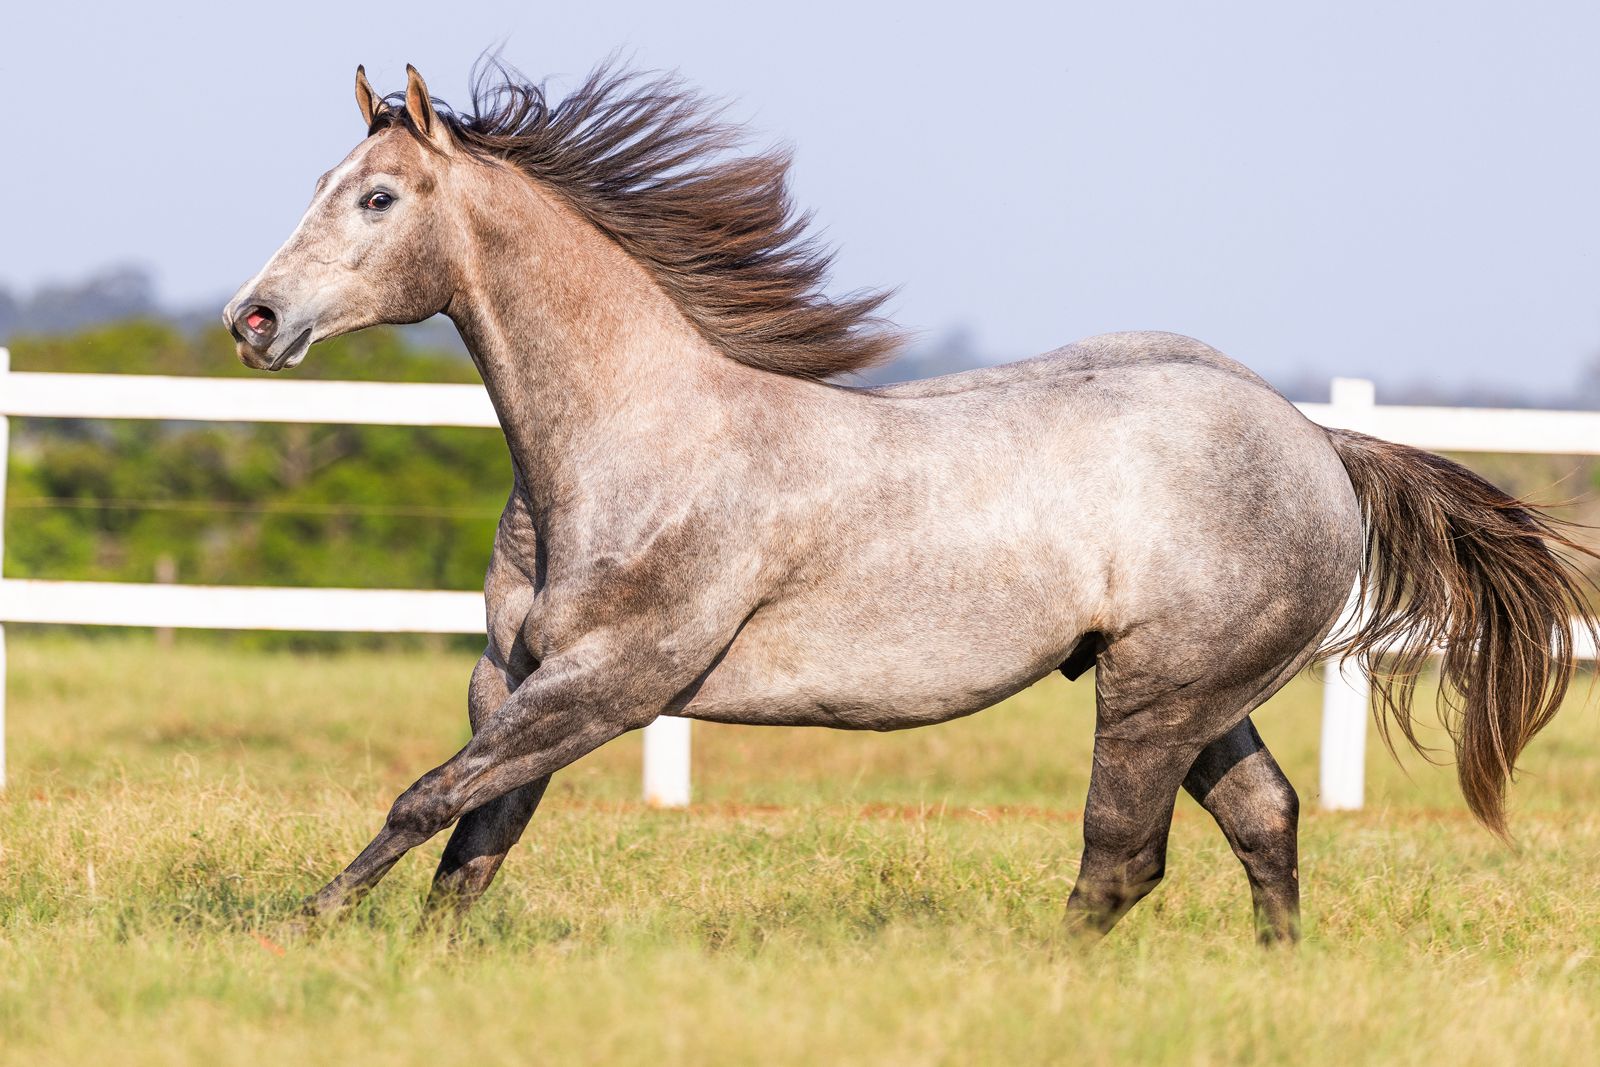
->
xmin=1 ymin=634 xmax=1598 ymax=1065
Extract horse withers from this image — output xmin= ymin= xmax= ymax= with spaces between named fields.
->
xmin=223 ymin=61 xmax=1597 ymax=943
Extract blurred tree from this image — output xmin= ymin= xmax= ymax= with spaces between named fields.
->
xmin=0 ymin=266 xmax=161 ymax=339
xmin=853 ymin=326 xmax=992 ymax=387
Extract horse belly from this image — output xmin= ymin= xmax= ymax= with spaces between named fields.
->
xmin=679 ymin=569 xmax=1090 ymax=729
xmin=681 ymin=642 xmax=1056 ymax=729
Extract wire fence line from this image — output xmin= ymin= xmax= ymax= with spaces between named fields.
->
xmin=7 ymin=496 xmax=504 ymax=519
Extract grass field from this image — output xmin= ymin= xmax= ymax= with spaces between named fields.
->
xmin=1 ymin=633 xmax=1598 ymax=1065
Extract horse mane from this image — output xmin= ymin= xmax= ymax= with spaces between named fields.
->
xmin=372 ymin=59 xmax=902 ymax=380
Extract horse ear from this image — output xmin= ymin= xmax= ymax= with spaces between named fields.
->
xmin=404 ymin=64 xmax=448 ymax=149
xmin=354 ymin=65 xmax=385 ymax=129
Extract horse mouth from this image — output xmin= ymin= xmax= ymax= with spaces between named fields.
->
xmin=265 ymin=328 xmax=314 ymax=372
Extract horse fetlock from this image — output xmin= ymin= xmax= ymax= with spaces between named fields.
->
xmin=1074 ymin=845 xmax=1166 ymax=909
xmin=1066 ymin=859 xmax=1165 ymax=936
xmin=1250 ymin=879 xmax=1302 ymax=945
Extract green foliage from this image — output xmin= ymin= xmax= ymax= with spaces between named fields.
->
xmin=3 ymin=320 xmax=506 ymax=647
xmin=7 ymin=317 xmax=482 ymax=383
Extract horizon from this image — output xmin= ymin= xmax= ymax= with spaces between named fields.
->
xmin=2 ymin=261 xmax=1594 ymax=409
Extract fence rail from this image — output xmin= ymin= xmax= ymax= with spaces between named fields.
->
xmin=0 ymin=370 xmax=498 ymax=427
xmin=0 ymin=578 xmax=485 ymax=633
xmin=0 ymin=353 xmax=1595 ymax=809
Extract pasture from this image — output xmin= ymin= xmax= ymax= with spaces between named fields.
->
xmin=1 ymin=632 xmax=1598 ymax=1065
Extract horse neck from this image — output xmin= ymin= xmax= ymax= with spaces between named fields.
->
xmin=445 ymin=172 xmax=737 ymax=497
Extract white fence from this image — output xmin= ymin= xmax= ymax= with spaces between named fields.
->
xmin=0 ymin=348 xmax=695 ymax=800
xmin=0 ymin=352 xmax=1594 ymax=809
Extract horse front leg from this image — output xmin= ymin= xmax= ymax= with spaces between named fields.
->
xmin=304 ymin=648 xmax=657 ymax=920
xmin=424 ymin=654 xmax=549 ymax=920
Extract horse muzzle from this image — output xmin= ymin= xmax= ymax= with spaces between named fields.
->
xmin=224 ymin=299 xmax=313 ymax=372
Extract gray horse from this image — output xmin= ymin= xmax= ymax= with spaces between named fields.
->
xmin=224 ymin=61 xmax=1596 ymax=943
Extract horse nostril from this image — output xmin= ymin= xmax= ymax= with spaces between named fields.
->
xmin=234 ymin=303 xmax=279 ymax=345
xmin=245 ymin=305 xmax=276 ymax=334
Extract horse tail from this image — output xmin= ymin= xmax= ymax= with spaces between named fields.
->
xmin=1324 ymin=428 xmax=1598 ymax=837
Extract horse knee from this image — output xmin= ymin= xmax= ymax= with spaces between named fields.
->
xmin=385 ymin=775 xmax=459 ymax=841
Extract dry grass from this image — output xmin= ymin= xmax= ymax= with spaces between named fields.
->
xmin=1 ymin=633 xmax=1598 ymax=1066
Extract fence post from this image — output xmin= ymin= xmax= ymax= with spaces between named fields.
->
xmin=642 ymin=717 xmax=691 ymax=808
xmin=1319 ymin=376 xmax=1374 ymax=811
xmin=0 ymin=346 xmax=10 ymax=790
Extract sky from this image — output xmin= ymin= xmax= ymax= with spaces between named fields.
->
xmin=4 ymin=0 xmax=1599 ymax=397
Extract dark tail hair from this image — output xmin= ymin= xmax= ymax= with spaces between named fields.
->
xmin=1326 ymin=429 xmax=1598 ymax=836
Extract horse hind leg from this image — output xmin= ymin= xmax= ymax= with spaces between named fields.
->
xmin=427 ymin=778 xmax=549 ymax=919
xmin=1066 ymin=618 xmax=1327 ymax=941
xmin=1183 ymin=716 xmax=1300 ymax=944
xmin=1065 ymin=727 xmax=1199 ymax=936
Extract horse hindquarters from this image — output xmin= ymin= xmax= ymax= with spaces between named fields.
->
xmin=1064 ymin=438 xmax=1358 ymax=940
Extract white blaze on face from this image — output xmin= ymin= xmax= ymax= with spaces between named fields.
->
xmin=225 ymin=137 xmax=383 ymax=324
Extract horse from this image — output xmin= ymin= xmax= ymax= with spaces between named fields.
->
xmin=223 ymin=60 xmax=1597 ymax=943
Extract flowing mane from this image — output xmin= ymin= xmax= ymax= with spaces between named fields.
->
xmin=372 ymin=60 xmax=901 ymax=380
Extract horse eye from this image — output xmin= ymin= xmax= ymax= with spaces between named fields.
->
xmin=363 ymin=191 xmax=395 ymax=212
